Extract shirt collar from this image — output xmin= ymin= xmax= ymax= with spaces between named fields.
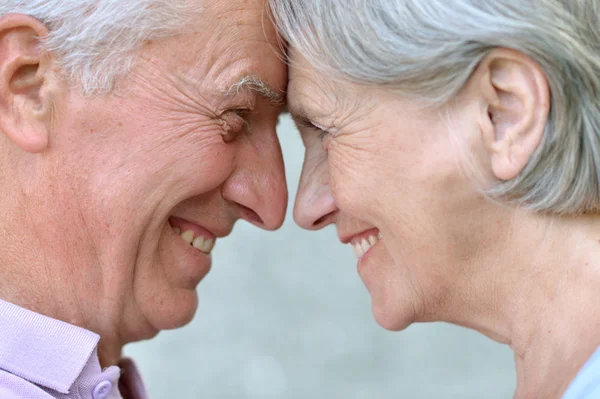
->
xmin=0 ymin=299 xmax=101 ymax=394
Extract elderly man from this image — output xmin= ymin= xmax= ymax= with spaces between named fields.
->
xmin=0 ymin=0 xmax=287 ymax=398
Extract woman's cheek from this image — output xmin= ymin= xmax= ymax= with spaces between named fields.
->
xmin=328 ymin=150 xmax=364 ymax=216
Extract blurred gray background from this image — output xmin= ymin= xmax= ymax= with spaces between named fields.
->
xmin=124 ymin=115 xmax=516 ymax=399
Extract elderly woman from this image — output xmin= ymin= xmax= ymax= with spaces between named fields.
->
xmin=0 ymin=0 xmax=287 ymax=398
xmin=270 ymin=1 xmax=600 ymax=398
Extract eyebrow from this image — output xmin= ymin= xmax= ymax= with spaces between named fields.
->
xmin=227 ymin=76 xmax=286 ymax=108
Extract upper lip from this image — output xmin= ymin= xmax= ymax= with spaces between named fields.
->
xmin=338 ymin=228 xmax=380 ymax=245
xmin=171 ymin=215 xmax=234 ymax=239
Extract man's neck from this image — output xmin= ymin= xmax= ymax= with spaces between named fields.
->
xmin=0 ymin=202 xmax=124 ymax=368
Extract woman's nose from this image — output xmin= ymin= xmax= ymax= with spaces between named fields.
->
xmin=294 ymin=160 xmax=338 ymax=230
xmin=222 ymin=130 xmax=288 ymax=230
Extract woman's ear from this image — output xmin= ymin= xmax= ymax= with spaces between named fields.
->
xmin=0 ymin=14 xmax=53 ymax=153
xmin=475 ymin=48 xmax=550 ymax=181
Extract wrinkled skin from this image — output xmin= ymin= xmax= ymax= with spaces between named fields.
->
xmin=0 ymin=0 xmax=287 ymax=366
xmin=289 ymin=50 xmax=600 ymax=399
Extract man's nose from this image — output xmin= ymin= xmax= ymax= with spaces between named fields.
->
xmin=294 ymin=156 xmax=338 ymax=230
xmin=222 ymin=131 xmax=288 ymax=230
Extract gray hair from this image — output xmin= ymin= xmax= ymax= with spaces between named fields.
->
xmin=269 ymin=0 xmax=600 ymax=215
xmin=0 ymin=0 xmax=194 ymax=93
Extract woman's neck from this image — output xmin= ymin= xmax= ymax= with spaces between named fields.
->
xmin=449 ymin=213 xmax=600 ymax=398
xmin=513 ymin=281 xmax=600 ymax=399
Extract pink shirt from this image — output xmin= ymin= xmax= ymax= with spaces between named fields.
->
xmin=0 ymin=300 xmax=149 ymax=399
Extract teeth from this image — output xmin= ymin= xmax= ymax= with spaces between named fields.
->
xmin=360 ymin=239 xmax=370 ymax=253
xmin=175 ymin=227 xmax=216 ymax=254
xmin=192 ymin=236 xmax=215 ymax=253
xmin=180 ymin=230 xmax=195 ymax=245
xmin=353 ymin=243 xmax=363 ymax=258
xmin=351 ymin=234 xmax=381 ymax=259
xmin=192 ymin=236 xmax=205 ymax=250
xmin=203 ymin=239 xmax=215 ymax=253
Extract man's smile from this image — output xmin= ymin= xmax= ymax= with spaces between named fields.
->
xmin=169 ymin=216 xmax=217 ymax=255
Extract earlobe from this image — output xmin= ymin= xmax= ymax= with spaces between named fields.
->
xmin=477 ymin=49 xmax=550 ymax=181
xmin=0 ymin=14 xmax=52 ymax=153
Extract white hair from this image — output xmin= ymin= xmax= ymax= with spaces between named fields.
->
xmin=0 ymin=0 xmax=194 ymax=93
xmin=270 ymin=0 xmax=600 ymax=215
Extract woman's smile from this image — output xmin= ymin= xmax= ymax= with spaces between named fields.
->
xmin=340 ymin=228 xmax=382 ymax=260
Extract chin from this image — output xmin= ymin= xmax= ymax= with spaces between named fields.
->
xmin=371 ymin=299 xmax=415 ymax=332
xmin=148 ymin=290 xmax=199 ymax=331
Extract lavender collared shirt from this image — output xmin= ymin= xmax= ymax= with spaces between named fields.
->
xmin=0 ymin=300 xmax=149 ymax=399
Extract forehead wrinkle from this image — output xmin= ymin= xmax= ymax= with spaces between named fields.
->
xmin=226 ymin=75 xmax=285 ymax=107
xmin=288 ymin=77 xmax=342 ymax=122
xmin=330 ymin=83 xmax=373 ymax=132
xmin=290 ymin=85 xmax=373 ymax=135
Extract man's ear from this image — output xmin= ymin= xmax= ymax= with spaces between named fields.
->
xmin=0 ymin=14 xmax=53 ymax=153
xmin=474 ymin=48 xmax=550 ymax=181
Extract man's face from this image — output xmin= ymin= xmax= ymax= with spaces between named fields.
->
xmin=44 ymin=0 xmax=287 ymax=340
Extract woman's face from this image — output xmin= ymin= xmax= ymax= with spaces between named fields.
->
xmin=289 ymin=53 xmax=508 ymax=331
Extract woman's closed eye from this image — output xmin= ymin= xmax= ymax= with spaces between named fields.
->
xmin=297 ymin=117 xmax=329 ymax=141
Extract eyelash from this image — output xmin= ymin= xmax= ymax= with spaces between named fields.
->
xmin=298 ymin=119 xmax=329 ymax=141
xmin=233 ymin=109 xmax=249 ymax=118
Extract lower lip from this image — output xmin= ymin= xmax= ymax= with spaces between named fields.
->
xmin=172 ymin=228 xmax=212 ymax=287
